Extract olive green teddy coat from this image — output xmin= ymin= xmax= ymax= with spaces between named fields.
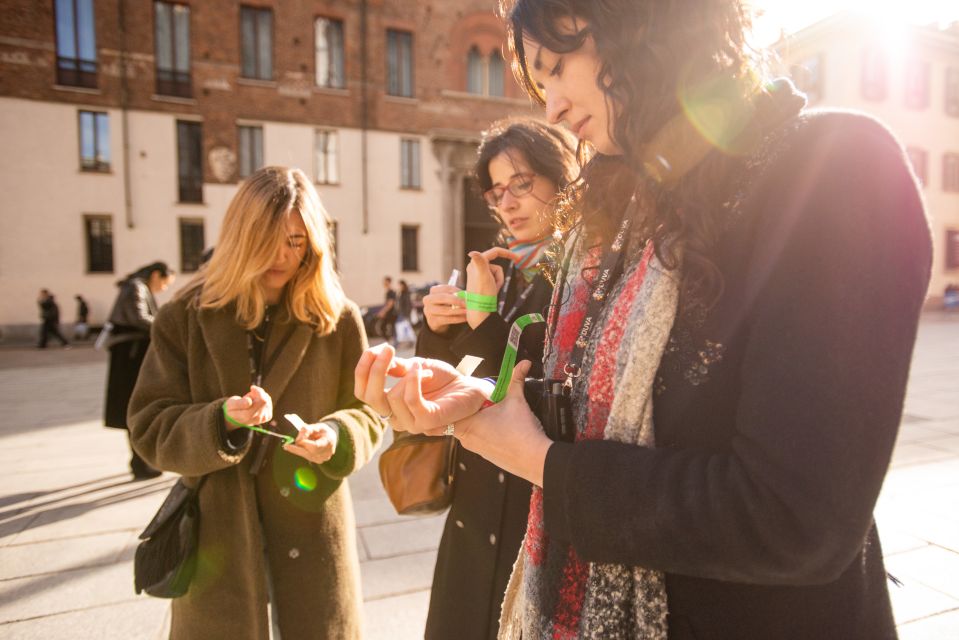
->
xmin=128 ymin=297 xmax=385 ymax=639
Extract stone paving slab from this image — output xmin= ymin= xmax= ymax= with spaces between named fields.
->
xmin=0 ymin=599 xmax=169 ymax=640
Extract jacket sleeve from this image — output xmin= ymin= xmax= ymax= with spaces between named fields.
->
xmin=542 ymin=115 xmax=933 ymax=585
xmin=317 ymin=303 xmax=388 ymax=479
xmin=128 ymin=303 xmax=252 ymax=477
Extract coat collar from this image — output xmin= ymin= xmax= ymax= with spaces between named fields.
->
xmin=197 ymin=304 xmax=314 ymax=402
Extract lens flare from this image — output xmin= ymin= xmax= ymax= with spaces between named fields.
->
xmin=293 ymin=466 xmax=318 ymax=492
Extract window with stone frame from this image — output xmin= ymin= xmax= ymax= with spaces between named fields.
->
xmin=401 ymin=225 xmax=419 ymax=272
xmin=315 ymin=17 xmax=345 ymax=89
xmin=400 ymin=138 xmax=421 ymax=189
xmin=315 ymin=129 xmax=340 ymax=185
xmin=179 ymin=218 xmax=205 ymax=273
xmin=238 ymin=125 xmax=263 ymax=179
xmin=177 ymin=120 xmax=203 ymax=203
xmin=904 ymin=57 xmax=930 ymax=110
xmin=387 ymin=29 xmax=414 ymax=97
xmin=54 ymin=0 xmax=97 ymax=88
xmin=946 ymin=67 xmax=959 ymax=118
xmin=240 ymin=6 xmax=273 ymax=80
xmin=79 ymin=110 xmax=110 ymax=172
xmin=84 ymin=214 xmax=113 ymax=273
xmin=154 ymin=1 xmax=192 ymax=98
xmin=943 ymin=153 xmax=959 ymax=193
xmin=861 ymin=46 xmax=888 ymax=102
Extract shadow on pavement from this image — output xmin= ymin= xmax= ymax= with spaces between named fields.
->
xmin=0 ymin=477 xmax=175 ymax=542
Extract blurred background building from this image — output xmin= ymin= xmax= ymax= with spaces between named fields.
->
xmin=0 ymin=0 xmax=535 ymax=338
xmin=777 ymin=12 xmax=959 ymax=306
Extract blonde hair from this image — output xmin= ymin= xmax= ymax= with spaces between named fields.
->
xmin=178 ymin=166 xmax=346 ymax=335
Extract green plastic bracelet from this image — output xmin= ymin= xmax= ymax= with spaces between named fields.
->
xmin=489 ymin=313 xmax=545 ymax=403
xmin=222 ymin=403 xmax=294 ymax=445
xmin=455 ymin=290 xmax=498 ymax=312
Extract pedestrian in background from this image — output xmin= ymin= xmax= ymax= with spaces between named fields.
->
xmin=74 ymin=294 xmax=90 ymax=340
xmin=375 ymin=275 xmax=397 ymax=344
xmin=36 ymin=289 xmax=69 ymax=349
xmin=103 ymin=261 xmax=175 ymax=480
xmin=129 ymin=166 xmax=385 ymax=639
xmin=394 ymin=279 xmax=416 ymax=347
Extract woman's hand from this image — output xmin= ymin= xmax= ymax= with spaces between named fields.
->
xmin=223 ymin=385 xmax=273 ymax=430
xmin=354 ymin=344 xmax=490 ymax=434
xmin=453 ymin=361 xmax=553 ymax=487
xmin=284 ymin=422 xmax=338 ymax=464
xmin=465 ymin=248 xmax=519 ymax=329
xmin=422 ymin=284 xmax=467 ymax=334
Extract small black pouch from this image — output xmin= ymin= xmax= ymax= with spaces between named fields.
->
xmin=525 ymin=378 xmax=576 ymax=443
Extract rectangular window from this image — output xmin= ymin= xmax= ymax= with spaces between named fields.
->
xmin=315 ymin=17 xmax=345 ymax=89
xmin=401 ymin=225 xmax=419 ymax=272
xmin=386 ymin=29 xmax=414 ymax=97
xmin=177 ymin=120 xmax=203 ymax=203
xmin=904 ymin=58 xmax=930 ymax=110
xmin=154 ymin=2 xmax=191 ymax=97
xmin=791 ymin=54 xmax=823 ymax=104
xmin=946 ymin=67 xmax=959 ymax=118
xmin=906 ymin=147 xmax=928 ymax=187
xmin=84 ymin=214 xmax=113 ymax=273
xmin=179 ymin=218 xmax=205 ymax=273
xmin=240 ymin=6 xmax=273 ymax=80
xmin=861 ymin=47 xmax=887 ymax=102
xmin=947 ymin=229 xmax=959 ymax=270
xmin=54 ymin=0 xmax=97 ymax=88
xmin=238 ymin=125 xmax=264 ymax=179
xmin=314 ymin=129 xmax=339 ymax=184
xmin=78 ymin=110 xmax=110 ymax=171
xmin=400 ymin=138 xmax=420 ymax=189
xmin=944 ymin=153 xmax=959 ymax=193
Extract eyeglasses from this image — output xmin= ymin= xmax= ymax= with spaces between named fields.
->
xmin=483 ymin=173 xmax=536 ymax=209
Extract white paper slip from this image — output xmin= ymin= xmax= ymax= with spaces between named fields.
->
xmin=284 ymin=413 xmax=311 ymax=432
xmin=455 ymin=355 xmax=483 ymax=376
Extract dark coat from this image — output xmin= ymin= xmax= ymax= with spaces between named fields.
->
xmin=104 ymin=279 xmax=158 ymax=428
xmin=543 ymin=112 xmax=932 ymax=638
xmin=416 ymin=268 xmax=551 ymax=640
xmin=128 ymin=297 xmax=386 ymax=639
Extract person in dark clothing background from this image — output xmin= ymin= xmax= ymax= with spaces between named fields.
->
xmin=413 ymin=118 xmax=578 ymax=640
xmin=74 ymin=294 xmax=90 ymax=340
xmin=356 ymin=0 xmax=933 ymax=637
xmin=103 ymin=261 xmax=175 ymax=479
xmin=37 ymin=289 xmax=69 ymax=348
xmin=394 ymin=279 xmax=416 ymax=346
xmin=374 ymin=275 xmax=397 ymax=344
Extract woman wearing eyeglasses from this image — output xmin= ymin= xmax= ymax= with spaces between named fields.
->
xmin=413 ymin=118 xmax=578 ymax=640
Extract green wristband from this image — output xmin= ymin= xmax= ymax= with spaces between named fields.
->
xmin=222 ymin=402 xmax=294 ymax=445
xmin=456 ymin=290 xmax=498 ymax=312
xmin=489 ymin=313 xmax=545 ymax=403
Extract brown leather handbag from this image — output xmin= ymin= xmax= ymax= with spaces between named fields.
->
xmin=378 ymin=429 xmax=457 ymax=515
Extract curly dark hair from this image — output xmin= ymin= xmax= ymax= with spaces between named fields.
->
xmin=474 ymin=118 xmax=580 ymax=235
xmin=501 ymin=0 xmax=767 ymax=308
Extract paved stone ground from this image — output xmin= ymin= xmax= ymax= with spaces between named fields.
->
xmin=0 ymin=315 xmax=957 ymax=638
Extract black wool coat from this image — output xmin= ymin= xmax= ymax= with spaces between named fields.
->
xmin=416 ymin=268 xmax=551 ymax=640
xmin=543 ymin=111 xmax=932 ymax=638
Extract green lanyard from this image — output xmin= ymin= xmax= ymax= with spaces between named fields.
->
xmin=488 ymin=313 xmax=545 ymax=403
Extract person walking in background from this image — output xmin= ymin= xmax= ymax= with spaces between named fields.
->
xmin=356 ymin=0 xmax=932 ymax=637
xmin=103 ymin=261 xmax=176 ymax=480
xmin=374 ymin=275 xmax=397 ymax=344
xmin=414 ymin=118 xmax=578 ymax=640
xmin=128 ymin=166 xmax=385 ymax=639
xmin=37 ymin=289 xmax=69 ymax=349
xmin=74 ymin=294 xmax=90 ymax=340
xmin=394 ymin=279 xmax=416 ymax=347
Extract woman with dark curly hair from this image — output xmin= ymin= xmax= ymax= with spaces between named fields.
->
xmin=414 ymin=118 xmax=577 ymax=640
xmin=356 ymin=0 xmax=932 ymax=637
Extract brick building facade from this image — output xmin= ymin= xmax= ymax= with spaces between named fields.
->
xmin=0 ymin=0 xmax=537 ymax=336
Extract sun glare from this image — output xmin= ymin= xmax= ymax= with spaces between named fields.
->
xmin=752 ymin=0 xmax=959 ymax=45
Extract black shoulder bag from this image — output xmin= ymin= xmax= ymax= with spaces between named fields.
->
xmin=133 ymin=475 xmax=207 ymax=598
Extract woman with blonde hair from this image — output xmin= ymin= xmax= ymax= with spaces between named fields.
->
xmin=129 ymin=166 xmax=385 ymax=639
